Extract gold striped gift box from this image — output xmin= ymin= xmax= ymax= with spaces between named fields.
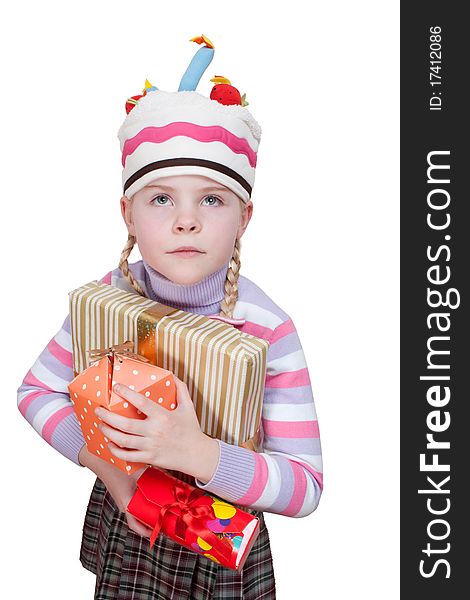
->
xmin=68 ymin=280 xmax=269 ymax=454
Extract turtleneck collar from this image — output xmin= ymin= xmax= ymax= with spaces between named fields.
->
xmin=142 ymin=259 xmax=229 ymax=316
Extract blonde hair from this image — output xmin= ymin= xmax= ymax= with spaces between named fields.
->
xmin=118 ymin=234 xmax=242 ymax=319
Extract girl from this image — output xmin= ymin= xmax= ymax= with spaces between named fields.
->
xmin=17 ymin=35 xmax=323 ymax=599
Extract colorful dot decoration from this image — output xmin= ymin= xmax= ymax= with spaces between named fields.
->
xmin=189 ymin=497 xmax=243 ymax=561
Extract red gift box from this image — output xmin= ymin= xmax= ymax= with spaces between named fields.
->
xmin=127 ymin=467 xmax=260 ymax=570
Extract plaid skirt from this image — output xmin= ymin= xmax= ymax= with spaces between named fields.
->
xmin=79 ymin=475 xmax=277 ymax=600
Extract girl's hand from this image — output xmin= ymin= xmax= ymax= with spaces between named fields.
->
xmin=103 ymin=466 xmax=154 ymax=538
xmin=79 ymin=446 xmax=153 ymax=538
xmin=94 ymin=375 xmax=219 ymax=480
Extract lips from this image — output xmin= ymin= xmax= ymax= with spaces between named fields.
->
xmin=169 ymin=247 xmax=204 ymax=253
xmin=167 ymin=247 xmax=205 ymax=259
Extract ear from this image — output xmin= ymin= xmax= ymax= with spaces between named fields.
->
xmin=237 ymin=199 xmax=253 ymax=239
xmin=120 ymin=195 xmax=136 ymax=237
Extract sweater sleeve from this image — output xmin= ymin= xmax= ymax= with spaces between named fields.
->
xmin=194 ymin=316 xmax=323 ymax=517
xmin=16 ymin=313 xmax=86 ymax=467
xmin=16 ymin=271 xmax=113 ymax=467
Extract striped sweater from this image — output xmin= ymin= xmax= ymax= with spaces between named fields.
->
xmin=17 ymin=260 xmax=323 ymax=517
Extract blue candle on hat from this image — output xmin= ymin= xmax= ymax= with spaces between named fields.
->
xmin=178 ymin=34 xmax=215 ymax=92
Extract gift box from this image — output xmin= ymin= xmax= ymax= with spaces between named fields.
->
xmin=68 ymin=341 xmax=176 ymax=475
xmin=68 ymin=280 xmax=269 ymax=453
xmin=127 ymin=466 xmax=260 ymax=570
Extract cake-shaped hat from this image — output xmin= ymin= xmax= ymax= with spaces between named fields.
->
xmin=117 ymin=34 xmax=261 ymax=203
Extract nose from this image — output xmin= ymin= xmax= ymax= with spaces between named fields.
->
xmin=172 ymin=210 xmax=202 ymax=233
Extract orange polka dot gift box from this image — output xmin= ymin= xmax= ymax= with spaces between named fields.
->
xmin=127 ymin=465 xmax=260 ymax=570
xmin=68 ymin=341 xmax=176 ymax=475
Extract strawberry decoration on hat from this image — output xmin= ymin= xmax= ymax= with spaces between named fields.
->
xmin=210 ymin=76 xmax=249 ymax=107
xmin=125 ymin=79 xmax=158 ymax=114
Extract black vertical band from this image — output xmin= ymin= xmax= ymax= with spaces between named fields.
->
xmin=401 ymin=3 xmax=467 ymax=596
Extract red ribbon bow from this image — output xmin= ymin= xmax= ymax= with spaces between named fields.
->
xmin=149 ymin=480 xmax=233 ymax=564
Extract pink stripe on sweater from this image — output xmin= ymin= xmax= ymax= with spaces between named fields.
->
xmin=265 ymin=368 xmax=310 ymax=388
xmin=262 ymin=419 xmax=320 ymax=438
xmin=43 ymin=406 xmax=75 ymax=444
xmin=299 ymin=461 xmax=324 ymax=490
xmin=122 ymin=123 xmax=258 ymax=168
xmin=239 ymin=320 xmax=274 ymax=341
xmin=47 ymin=338 xmax=72 ymax=367
xmin=100 ymin=271 xmax=112 ymax=285
xmin=18 ymin=390 xmax=45 ymax=417
xmin=283 ymin=462 xmax=308 ymax=516
xmin=23 ymin=369 xmax=54 ymax=392
xmin=270 ymin=319 xmax=296 ymax=344
xmin=236 ymin=453 xmax=269 ymax=505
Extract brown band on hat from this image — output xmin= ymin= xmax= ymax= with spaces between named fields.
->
xmin=123 ymin=158 xmax=252 ymax=196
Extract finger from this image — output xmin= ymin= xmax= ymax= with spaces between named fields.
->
xmin=114 ymin=384 xmax=165 ymax=418
xmin=172 ymin=376 xmax=191 ymax=406
xmin=99 ymin=423 xmax=148 ymax=450
xmin=173 ymin=375 xmax=187 ymax=390
xmin=107 ymin=440 xmax=150 ymax=463
xmin=126 ymin=512 xmax=153 ymax=538
xmin=94 ymin=405 xmax=145 ymax=435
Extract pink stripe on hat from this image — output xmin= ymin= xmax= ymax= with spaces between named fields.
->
xmin=122 ymin=122 xmax=258 ymax=168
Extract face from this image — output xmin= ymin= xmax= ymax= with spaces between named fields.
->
xmin=120 ymin=174 xmax=253 ymax=285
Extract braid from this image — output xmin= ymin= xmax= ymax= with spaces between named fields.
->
xmin=219 ymin=238 xmax=242 ymax=319
xmin=118 ymin=234 xmax=147 ymax=297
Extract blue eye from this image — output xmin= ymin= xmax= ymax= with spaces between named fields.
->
xmin=150 ymin=194 xmax=222 ymax=206
xmin=151 ymin=194 xmax=171 ymax=205
xmin=203 ymin=195 xmax=222 ymax=206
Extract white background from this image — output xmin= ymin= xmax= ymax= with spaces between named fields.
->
xmin=2 ymin=1 xmax=399 ymax=598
